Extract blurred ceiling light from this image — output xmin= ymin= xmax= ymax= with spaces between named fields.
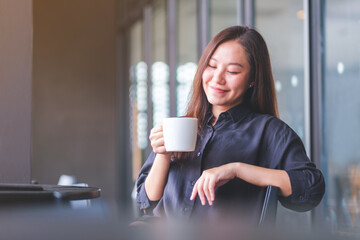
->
xmin=337 ymin=62 xmax=345 ymax=74
xmin=296 ymin=10 xmax=304 ymax=20
xmin=291 ymin=75 xmax=299 ymax=87
xmin=275 ymin=80 xmax=282 ymax=92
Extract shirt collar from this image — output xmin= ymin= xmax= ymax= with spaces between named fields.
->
xmin=205 ymin=103 xmax=252 ymax=125
xmin=205 ymin=110 xmax=214 ymax=126
xmin=226 ymin=103 xmax=252 ymax=122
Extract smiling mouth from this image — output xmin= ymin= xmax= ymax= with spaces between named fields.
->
xmin=210 ymin=86 xmax=228 ymax=93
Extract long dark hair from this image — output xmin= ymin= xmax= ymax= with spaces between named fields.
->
xmin=176 ymin=26 xmax=278 ymax=161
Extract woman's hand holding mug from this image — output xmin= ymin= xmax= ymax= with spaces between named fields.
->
xmin=149 ymin=125 xmax=168 ymax=154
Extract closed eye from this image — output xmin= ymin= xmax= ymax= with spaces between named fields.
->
xmin=208 ymin=64 xmax=216 ymax=69
xmin=228 ymin=71 xmax=240 ymax=75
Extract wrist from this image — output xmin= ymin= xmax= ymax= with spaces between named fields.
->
xmin=155 ymin=153 xmax=172 ymax=164
xmin=228 ymin=162 xmax=241 ymax=179
xmin=232 ymin=162 xmax=242 ymax=179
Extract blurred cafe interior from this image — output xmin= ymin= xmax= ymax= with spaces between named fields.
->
xmin=1 ymin=0 xmax=360 ymax=238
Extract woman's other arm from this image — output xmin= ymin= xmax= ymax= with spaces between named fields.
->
xmin=190 ymin=163 xmax=291 ymax=206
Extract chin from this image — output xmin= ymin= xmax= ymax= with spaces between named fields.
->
xmin=207 ymin=97 xmax=222 ymax=105
xmin=208 ymin=100 xmax=228 ymax=107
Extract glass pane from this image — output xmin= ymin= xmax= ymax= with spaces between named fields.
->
xmin=210 ymin=0 xmax=238 ymax=38
xmin=255 ymin=0 xmax=310 ymax=230
xmin=255 ymin=0 xmax=306 ymax=142
xmin=324 ymin=0 xmax=360 ymax=234
xmin=177 ymin=0 xmax=197 ymax=116
xmin=129 ymin=21 xmax=146 ymax=180
xmin=152 ymin=0 xmax=170 ymax=126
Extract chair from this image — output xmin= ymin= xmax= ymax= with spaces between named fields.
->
xmin=259 ymin=186 xmax=279 ymax=227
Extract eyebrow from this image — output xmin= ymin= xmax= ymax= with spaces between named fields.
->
xmin=209 ymin=57 xmax=245 ymax=68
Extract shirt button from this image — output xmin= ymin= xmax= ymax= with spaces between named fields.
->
xmin=197 ymin=152 xmax=201 ymax=157
xmin=183 ymin=207 xmax=189 ymax=212
xmin=191 ymin=180 xmax=196 ymax=186
xmin=299 ymin=195 xmax=304 ymax=201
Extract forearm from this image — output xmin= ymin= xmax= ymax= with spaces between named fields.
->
xmin=233 ymin=162 xmax=292 ymax=197
xmin=144 ymin=153 xmax=171 ymax=201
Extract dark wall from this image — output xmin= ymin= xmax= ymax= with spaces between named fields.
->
xmin=0 ymin=0 xmax=32 ymax=183
xmin=32 ymin=0 xmax=118 ymax=200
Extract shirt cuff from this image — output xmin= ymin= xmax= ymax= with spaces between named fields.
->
xmin=279 ymin=170 xmax=310 ymax=211
xmin=136 ymin=183 xmax=159 ymax=214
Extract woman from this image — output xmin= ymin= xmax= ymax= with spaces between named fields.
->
xmin=136 ymin=26 xmax=325 ymax=223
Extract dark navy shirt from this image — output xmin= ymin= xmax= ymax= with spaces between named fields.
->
xmin=136 ymin=103 xmax=325 ymax=223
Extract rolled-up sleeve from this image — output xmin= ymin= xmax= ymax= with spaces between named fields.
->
xmin=266 ymin=119 xmax=326 ymax=212
xmin=136 ymin=151 xmax=159 ymax=214
xmin=280 ymin=169 xmax=325 ymax=212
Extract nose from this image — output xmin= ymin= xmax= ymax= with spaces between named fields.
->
xmin=212 ymin=68 xmax=226 ymax=84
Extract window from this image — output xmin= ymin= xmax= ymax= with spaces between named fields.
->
xmin=177 ymin=0 xmax=198 ymax=116
xmin=210 ymin=0 xmax=238 ymax=38
xmin=324 ymin=0 xmax=360 ymax=233
xmin=152 ymin=0 xmax=170 ymax=126
xmin=255 ymin=0 xmax=306 ymax=143
xmin=129 ymin=21 xmax=146 ymax=180
xmin=255 ymin=0 xmax=311 ymax=230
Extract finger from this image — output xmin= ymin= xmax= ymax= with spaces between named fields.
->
xmin=149 ymin=126 xmax=158 ymax=137
xmin=203 ymin=177 xmax=212 ymax=205
xmin=151 ymin=136 xmax=166 ymax=153
xmin=149 ymin=130 xmax=163 ymax=142
xmin=154 ymin=124 xmax=163 ymax=132
xmin=149 ymin=125 xmax=163 ymax=138
xmin=190 ymin=181 xmax=198 ymax=201
xmin=156 ymin=124 xmax=164 ymax=135
xmin=208 ymin=177 xmax=216 ymax=202
xmin=151 ymin=137 xmax=165 ymax=148
xmin=153 ymin=142 xmax=167 ymax=154
xmin=155 ymin=146 xmax=167 ymax=154
xmin=196 ymin=178 xmax=206 ymax=205
xmin=191 ymin=178 xmax=204 ymax=203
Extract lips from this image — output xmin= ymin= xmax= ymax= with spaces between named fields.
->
xmin=210 ymin=86 xmax=228 ymax=93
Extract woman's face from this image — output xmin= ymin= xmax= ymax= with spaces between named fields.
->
xmin=202 ymin=40 xmax=251 ymax=115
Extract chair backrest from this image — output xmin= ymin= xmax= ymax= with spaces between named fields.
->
xmin=259 ymin=186 xmax=279 ymax=227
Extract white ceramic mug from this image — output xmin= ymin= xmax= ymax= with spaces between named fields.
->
xmin=162 ymin=117 xmax=198 ymax=152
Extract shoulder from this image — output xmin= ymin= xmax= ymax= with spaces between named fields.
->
xmin=248 ymin=112 xmax=297 ymax=139
xmin=249 ymin=112 xmax=289 ymax=130
xmin=248 ymin=114 xmax=307 ymax=158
